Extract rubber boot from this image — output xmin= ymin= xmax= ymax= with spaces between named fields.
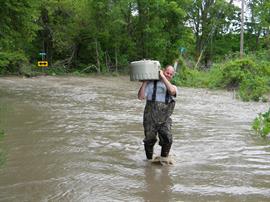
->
xmin=161 ymin=144 xmax=171 ymax=157
xmin=144 ymin=144 xmax=154 ymax=160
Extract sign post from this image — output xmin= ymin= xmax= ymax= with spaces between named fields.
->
xmin=38 ymin=52 xmax=48 ymax=67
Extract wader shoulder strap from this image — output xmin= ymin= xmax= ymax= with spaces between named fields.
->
xmin=152 ymin=80 xmax=157 ymax=101
xmin=165 ymin=90 xmax=170 ymax=104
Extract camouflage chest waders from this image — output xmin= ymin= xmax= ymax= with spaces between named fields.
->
xmin=143 ymin=81 xmax=175 ymax=159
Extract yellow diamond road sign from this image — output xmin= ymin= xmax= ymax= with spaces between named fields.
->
xmin=38 ymin=61 xmax=48 ymax=67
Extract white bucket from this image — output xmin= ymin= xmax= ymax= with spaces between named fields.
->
xmin=130 ymin=60 xmax=161 ymax=81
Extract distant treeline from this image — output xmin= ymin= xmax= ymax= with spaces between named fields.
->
xmin=0 ymin=0 xmax=269 ymax=74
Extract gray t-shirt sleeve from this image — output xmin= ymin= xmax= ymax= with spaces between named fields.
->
xmin=145 ymin=81 xmax=149 ymax=98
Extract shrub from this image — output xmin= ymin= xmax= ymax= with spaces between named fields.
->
xmin=208 ymin=64 xmax=224 ymax=89
xmin=252 ymin=109 xmax=270 ymax=137
xmin=220 ymin=58 xmax=257 ymax=89
xmin=172 ymin=57 xmax=210 ymax=88
xmin=209 ymin=57 xmax=270 ymax=101
xmin=0 ymin=51 xmax=28 ymax=74
xmin=239 ymin=76 xmax=269 ymax=101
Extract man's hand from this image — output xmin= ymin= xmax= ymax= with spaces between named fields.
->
xmin=159 ymin=70 xmax=165 ymax=79
xmin=138 ymin=80 xmax=148 ymax=100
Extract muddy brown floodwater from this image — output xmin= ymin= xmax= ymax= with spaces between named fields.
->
xmin=0 ymin=76 xmax=269 ymax=202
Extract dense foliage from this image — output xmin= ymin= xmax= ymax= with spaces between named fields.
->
xmin=0 ymin=0 xmax=269 ymax=72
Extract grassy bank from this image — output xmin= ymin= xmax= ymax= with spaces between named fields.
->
xmin=173 ymin=53 xmax=270 ymax=102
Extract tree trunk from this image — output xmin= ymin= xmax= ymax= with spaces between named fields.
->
xmin=105 ymin=50 xmax=109 ymax=72
xmin=240 ymin=0 xmax=245 ymax=58
xmin=255 ymin=29 xmax=261 ymax=50
xmin=137 ymin=0 xmax=147 ymax=58
xmin=95 ymin=38 xmax=100 ymax=73
xmin=115 ymin=48 xmax=118 ymax=72
xmin=41 ymin=8 xmax=53 ymax=64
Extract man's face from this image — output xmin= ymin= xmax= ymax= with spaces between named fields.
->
xmin=164 ymin=67 xmax=174 ymax=81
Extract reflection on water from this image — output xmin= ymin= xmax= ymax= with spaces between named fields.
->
xmin=0 ymin=76 xmax=269 ymax=202
xmin=142 ymin=166 xmax=172 ymax=202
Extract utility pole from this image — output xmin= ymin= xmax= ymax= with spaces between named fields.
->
xmin=240 ymin=0 xmax=245 ymax=58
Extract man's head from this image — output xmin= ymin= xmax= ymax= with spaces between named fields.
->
xmin=163 ymin=65 xmax=175 ymax=81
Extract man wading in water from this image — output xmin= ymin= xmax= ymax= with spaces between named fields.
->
xmin=138 ymin=65 xmax=177 ymax=161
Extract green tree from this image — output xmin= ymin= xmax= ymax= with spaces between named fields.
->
xmin=0 ymin=0 xmax=39 ymax=73
xmin=187 ymin=0 xmax=238 ymax=68
xmin=35 ymin=0 xmax=77 ymax=67
xmin=247 ymin=0 xmax=270 ymax=50
xmin=0 ymin=0 xmax=39 ymax=50
xmin=135 ymin=0 xmax=189 ymax=65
